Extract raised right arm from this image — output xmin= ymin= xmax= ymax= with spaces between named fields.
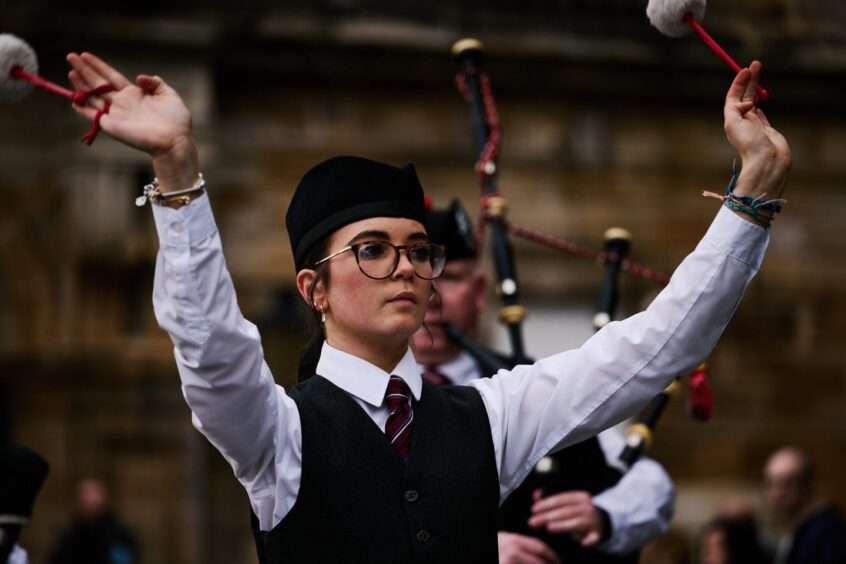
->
xmin=152 ymin=194 xmax=302 ymax=530
xmin=66 ymin=52 xmax=302 ymax=530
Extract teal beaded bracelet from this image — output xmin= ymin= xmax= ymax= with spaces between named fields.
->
xmin=703 ymin=161 xmax=787 ymax=228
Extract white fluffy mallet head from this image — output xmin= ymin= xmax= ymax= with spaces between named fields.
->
xmin=0 ymin=33 xmax=39 ymax=102
xmin=646 ymin=0 xmax=707 ymax=38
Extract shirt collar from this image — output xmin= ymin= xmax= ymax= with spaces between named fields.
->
xmin=316 ymin=341 xmax=422 ymax=407
xmin=419 ymin=351 xmax=481 ymax=386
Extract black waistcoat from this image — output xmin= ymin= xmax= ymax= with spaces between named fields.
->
xmin=252 ymin=376 xmax=500 ymax=564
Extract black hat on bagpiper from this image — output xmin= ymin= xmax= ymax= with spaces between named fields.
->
xmin=0 ymin=444 xmax=49 ymax=526
xmin=286 ymin=155 xmax=428 ymax=272
xmin=425 ymin=199 xmax=477 ymax=261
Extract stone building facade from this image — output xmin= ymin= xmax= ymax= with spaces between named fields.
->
xmin=1 ymin=1 xmax=845 ymax=561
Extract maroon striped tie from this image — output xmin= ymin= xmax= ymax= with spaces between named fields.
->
xmin=385 ymin=376 xmax=414 ymax=460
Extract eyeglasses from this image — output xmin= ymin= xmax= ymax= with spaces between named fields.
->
xmin=313 ymin=240 xmax=447 ymax=280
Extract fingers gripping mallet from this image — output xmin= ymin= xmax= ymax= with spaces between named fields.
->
xmin=646 ymin=0 xmax=770 ymax=103
xmin=0 ymin=33 xmax=115 ymax=144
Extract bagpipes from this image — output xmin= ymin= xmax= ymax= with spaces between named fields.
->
xmin=448 ymin=23 xmax=746 ymax=473
xmin=449 ymin=39 xmax=687 ymax=561
xmin=447 ymin=0 xmax=771 ymax=473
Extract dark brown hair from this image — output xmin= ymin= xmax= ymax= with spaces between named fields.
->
xmin=297 ymin=238 xmax=331 ymax=381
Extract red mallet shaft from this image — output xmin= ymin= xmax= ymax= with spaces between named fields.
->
xmin=682 ymin=12 xmax=770 ymax=103
xmin=10 ymin=64 xmax=76 ymax=101
xmin=10 ymin=64 xmax=115 ymax=107
xmin=10 ymin=64 xmax=116 ymax=145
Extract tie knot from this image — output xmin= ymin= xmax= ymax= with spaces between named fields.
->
xmin=385 ymin=376 xmax=410 ymax=408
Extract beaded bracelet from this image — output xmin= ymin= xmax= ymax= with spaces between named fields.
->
xmin=723 ymin=199 xmax=775 ymax=225
xmin=703 ymin=161 xmax=787 ymax=228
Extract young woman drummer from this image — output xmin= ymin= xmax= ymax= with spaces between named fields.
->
xmin=65 ymin=52 xmax=790 ymax=562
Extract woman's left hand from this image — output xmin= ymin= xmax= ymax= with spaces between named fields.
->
xmin=723 ymin=61 xmax=791 ymax=201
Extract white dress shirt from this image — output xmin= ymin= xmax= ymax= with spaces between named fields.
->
xmin=151 ymin=193 xmax=767 ymax=532
xmin=7 ymin=544 xmax=28 ymax=564
xmin=428 ymin=351 xmax=674 ymax=554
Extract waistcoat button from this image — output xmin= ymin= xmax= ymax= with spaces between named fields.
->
xmin=416 ymin=529 xmax=431 ymax=543
xmin=404 ymin=489 xmax=419 ymax=502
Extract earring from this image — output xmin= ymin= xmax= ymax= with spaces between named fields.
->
xmin=313 ymin=301 xmax=326 ymax=323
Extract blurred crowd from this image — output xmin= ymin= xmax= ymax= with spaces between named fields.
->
xmin=1 ymin=450 xmax=137 ymax=564
xmin=4 ymin=441 xmax=844 ymax=563
xmin=640 ymin=446 xmax=846 ymax=564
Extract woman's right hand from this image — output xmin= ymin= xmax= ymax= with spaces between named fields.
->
xmin=67 ymin=52 xmax=199 ymax=192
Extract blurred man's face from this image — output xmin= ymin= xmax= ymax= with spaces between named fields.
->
xmin=411 ymin=258 xmax=485 ymax=367
xmin=698 ymin=527 xmax=729 ymax=564
xmin=77 ymin=479 xmax=109 ymax=521
xmin=764 ymin=450 xmax=811 ymax=523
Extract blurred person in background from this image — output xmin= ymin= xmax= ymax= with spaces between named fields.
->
xmin=49 ymin=478 xmax=137 ymax=564
xmin=696 ymin=515 xmax=768 ymax=564
xmin=411 ymin=201 xmax=675 ymax=564
xmin=0 ymin=444 xmax=49 ymax=564
xmin=638 ymin=530 xmax=691 ymax=564
xmin=763 ymin=446 xmax=846 ymax=564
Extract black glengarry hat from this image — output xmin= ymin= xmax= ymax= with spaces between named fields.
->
xmin=0 ymin=444 xmax=49 ymax=525
xmin=426 ymin=199 xmax=478 ymax=261
xmin=286 ymin=155 xmax=427 ymax=271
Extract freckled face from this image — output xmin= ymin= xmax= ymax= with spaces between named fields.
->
xmin=321 ymin=217 xmax=433 ymax=347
